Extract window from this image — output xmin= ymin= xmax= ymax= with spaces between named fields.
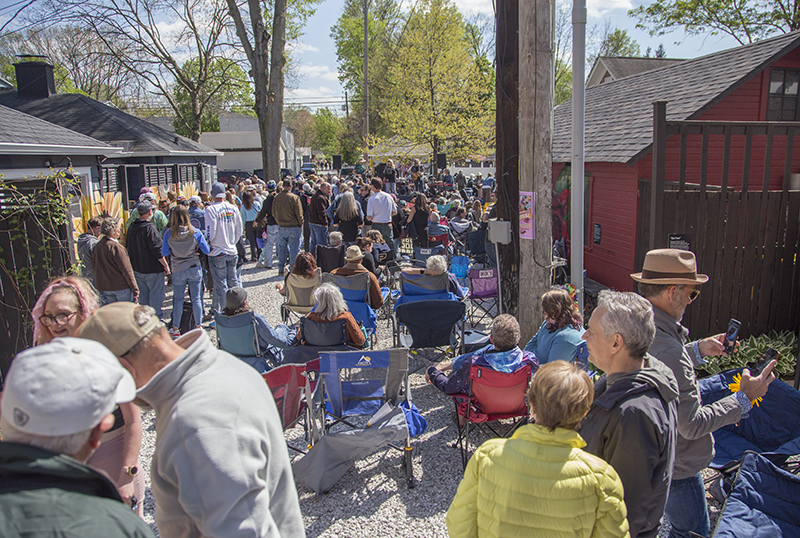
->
xmin=767 ymin=68 xmax=800 ymax=121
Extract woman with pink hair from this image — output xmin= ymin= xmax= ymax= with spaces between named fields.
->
xmin=30 ymin=276 xmax=145 ymax=516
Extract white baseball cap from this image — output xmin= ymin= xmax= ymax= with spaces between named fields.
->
xmin=1 ymin=337 xmax=136 ymax=436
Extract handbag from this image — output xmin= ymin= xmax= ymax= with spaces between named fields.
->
xmin=405 ymin=220 xmax=419 ymax=240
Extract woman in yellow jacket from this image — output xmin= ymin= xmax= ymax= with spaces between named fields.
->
xmin=446 ymin=361 xmax=630 ymax=538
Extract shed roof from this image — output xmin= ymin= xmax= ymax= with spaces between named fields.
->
xmin=591 ymin=56 xmax=686 ymax=84
xmin=554 ymin=30 xmax=800 ymax=164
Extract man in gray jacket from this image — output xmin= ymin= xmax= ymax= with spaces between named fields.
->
xmin=579 ymin=290 xmax=679 ymax=538
xmin=78 ymin=302 xmax=305 ymax=538
xmin=633 ymin=249 xmax=777 ymax=538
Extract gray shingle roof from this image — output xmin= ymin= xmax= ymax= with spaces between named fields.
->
xmin=600 ymin=57 xmax=686 ymax=80
xmin=554 ymin=31 xmax=800 ymax=163
xmin=0 ymin=104 xmax=110 ymax=149
xmin=0 ymin=92 xmax=220 ymax=157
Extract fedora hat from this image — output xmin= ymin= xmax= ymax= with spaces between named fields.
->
xmin=345 ymin=245 xmax=365 ymax=262
xmin=631 ymin=249 xmax=709 ymax=285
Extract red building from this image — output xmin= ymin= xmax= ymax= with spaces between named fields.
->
xmin=553 ymin=31 xmax=800 ymax=292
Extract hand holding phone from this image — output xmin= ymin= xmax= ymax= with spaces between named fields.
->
xmin=723 ymin=318 xmax=742 ymax=354
xmin=750 ymin=348 xmax=780 ymax=377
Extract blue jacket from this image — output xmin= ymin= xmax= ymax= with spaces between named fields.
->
xmin=429 ymin=345 xmax=538 ymax=395
xmin=523 ymin=321 xmax=585 ymax=364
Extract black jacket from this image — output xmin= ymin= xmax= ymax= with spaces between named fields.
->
xmin=127 ymin=218 xmax=164 ymax=274
xmin=255 ymin=192 xmax=278 ymax=226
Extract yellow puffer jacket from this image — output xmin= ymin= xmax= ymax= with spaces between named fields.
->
xmin=446 ymin=424 xmax=630 ymax=538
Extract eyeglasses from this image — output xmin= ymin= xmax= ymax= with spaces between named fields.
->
xmin=688 ymin=289 xmax=701 ymax=302
xmin=39 ymin=311 xmax=78 ymax=327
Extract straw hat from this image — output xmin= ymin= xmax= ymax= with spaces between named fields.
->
xmin=631 ymin=249 xmax=709 ymax=285
xmin=345 ymin=245 xmax=365 ymax=262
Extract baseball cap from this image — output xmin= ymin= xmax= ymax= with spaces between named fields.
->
xmin=0 ymin=337 xmax=136 ymax=436
xmin=266 ymin=180 xmax=277 ymax=190
xmin=189 ymin=195 xmax=202 ymax=205
xmin=211 ymin=182 xmax=227 ymax=199
xmin=140 ymin=192 xmax=156 ymax=202
xmin=302 ymin=183 xmax=312 ymax=192
xmin=135 ymin=200 xmax=152 ymax=214
xmin=226 ymin=287 xmax=247 ymax=310
xmin=77 ymin=302 xmax=162 ymax=357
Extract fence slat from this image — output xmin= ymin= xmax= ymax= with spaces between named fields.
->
xmin=742 ymin=193 xmax=762 ymax=336
xmin=781 ymin=193 xmax=800 ymax=330
xmin=715 ymin=191 xmax=741 ymax=332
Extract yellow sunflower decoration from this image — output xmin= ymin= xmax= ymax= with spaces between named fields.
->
xmin=728 ymin=372 xmax=763 ymax=407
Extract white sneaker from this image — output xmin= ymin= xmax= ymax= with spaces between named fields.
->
xmin=256 ymin=262 xmax=266 ymax=268
xmin=169 ymin=327 xmax=181 ymax=340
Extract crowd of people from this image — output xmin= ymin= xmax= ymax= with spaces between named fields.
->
xmin=0 ymin=156 xmax=784 ymax=538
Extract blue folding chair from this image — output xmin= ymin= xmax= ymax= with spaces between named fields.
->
xmin=450 ymin=256 xmax=470 ymax=288
xmin=322 ymin=272 xmax=379 ymax=347
xmin=214 ymin=311 xmax=276 ymax=373
xmin=413 ymin=245 xmax=445 ymax=263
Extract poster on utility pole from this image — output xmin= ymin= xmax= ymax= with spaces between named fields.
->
xmin=519 ymin=191 xmax=534 ymax=239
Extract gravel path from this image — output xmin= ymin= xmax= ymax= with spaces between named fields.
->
xmin=138 ymin=258 xmax=722 ymax=538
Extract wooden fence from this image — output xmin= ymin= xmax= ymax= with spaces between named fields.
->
xmin=636 ymin=102 xmax=800 ymax=339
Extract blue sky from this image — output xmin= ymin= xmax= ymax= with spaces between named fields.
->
xmin=286 ymin=0 xmax=742 ymax=110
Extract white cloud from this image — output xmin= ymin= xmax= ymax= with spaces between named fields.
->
xmin=285 ymin=85 xmax=338 ymax=99
xmin=452 ymin=0 xmax=495 ymax=15
xmin=288 ymin=42 xmax=320 ymax=54
xmin=296 ymin=63 xmax=340 ymax=82
xmin=587 ymin=0 xmax=634 ymax=18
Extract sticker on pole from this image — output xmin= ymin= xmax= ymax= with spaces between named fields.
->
xmin=519 ymin=191 xmax=534 ymax=239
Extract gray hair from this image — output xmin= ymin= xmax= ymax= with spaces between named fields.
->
xmin=637 ymin=282 xmax=684 ymax=299
xmin=314 ymin=283 xmax=349 ymax=321
xmin=491 ymin=314 xmax=520 ymax=351
xmin=596 ymin=290 xmax=655 ymax=359
xmin=0 ymin=415 xmax=93 ymax=457
xmin=336 ymin=192 xmax=360 ymax=221
xmin=425 ymin=255 xmax=447 ymax=275
xmin=328 ymin=231 xmax=343 ymax=246
xmin=99 ymin=217 xmax=120 ymax=236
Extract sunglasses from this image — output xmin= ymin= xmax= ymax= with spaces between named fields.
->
xmin=688 ymin=289 xmax=701 ymax=302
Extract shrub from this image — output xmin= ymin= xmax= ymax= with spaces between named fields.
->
xmin=697 ymin=330 xmax=797 ymax=379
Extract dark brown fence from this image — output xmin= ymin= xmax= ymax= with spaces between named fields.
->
xmin=0 ymin=178 xmax=73 ymax=380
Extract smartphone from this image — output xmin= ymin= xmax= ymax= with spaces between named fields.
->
xmin=723 ymin=318 xmax=742 ymax=354
xmin=750 ymin=348 xmax=779 ymax=376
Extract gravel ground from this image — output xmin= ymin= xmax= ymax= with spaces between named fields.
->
xmin=137 ymin=257 xmax=723 ymax=538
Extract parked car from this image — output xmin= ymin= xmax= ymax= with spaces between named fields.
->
xmin=300 ymin=162 xmax=317 ymax=176
xmin=217 ymin=170 xmax=246 ymax=185
xmin=340 ymin=164 xmax=355 ymax=177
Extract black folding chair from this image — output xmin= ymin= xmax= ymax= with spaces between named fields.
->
xmin=393 ymin=299 xmax=466 ymax=373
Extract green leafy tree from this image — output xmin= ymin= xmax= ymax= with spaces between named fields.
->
xmin=630 ymin=0 xmax=798 ymax=44
xmin=284 ymin=106 xmax=317 ymax=147
xmin=314 ymin=107 xmax=343 ymax=158
xmin=385 ymin=0 xmax=493 ymax=166
xmin=589 ymin=28 xmax=641 ymax=66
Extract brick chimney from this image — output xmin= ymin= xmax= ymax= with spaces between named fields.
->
xmin=14 ymin=55 xmax=56 ymax=99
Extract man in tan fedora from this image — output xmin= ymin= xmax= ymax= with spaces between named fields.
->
xmin=633 ymin=248 xmax=777 ymax=538
xmin=330 ymin=245 xmax=384 ymax=309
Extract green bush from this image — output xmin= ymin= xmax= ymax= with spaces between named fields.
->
xmin=696 ymin=331 xmax=798 ymax=379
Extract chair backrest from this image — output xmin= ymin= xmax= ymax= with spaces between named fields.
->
xmin=469 ymin=364 xmax=531 ymax=418
xmin=285 ymin=268 xmax=322 ymax=311
xmin=314 ymin=244 xmax=346 ymax=273
xmin=400 ymin=271 xmax=450 ymax=296
xmin=470 ymin=267 xmax=498 ymax=298
xmin=428 ymin=233 xmax=449 ymax=248
xmin=413 ymin=245 xmax=445 ymax=262
xmin=450 ymin=256 xmax=470 ymax=279
xmin=319 ymin=349 xmax=408 ymax=417
xmin=214 ymin=311 xmax=259 ymax=358
xmin=465 ymin=229 xmax=487 ymax=257
xmin=262 ymin=364 xmax=306 ymax=430
xmin=395 ymin=299 xmax=465 ymax=348
xmin=375 ymin=246 xmax=394 ymax=265
xmin=322 ymin=272 xmax=370 ymax=303
xmin=299 ymin=317 xmax=347 ymax=346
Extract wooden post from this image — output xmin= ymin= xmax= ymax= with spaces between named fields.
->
xmin=517 ymin=0 xmax=553 ymax=344
xmin=650 ymin=101 xmax=666 ymax=249
xmin=495 ymin=0 xmax=520 ymax=319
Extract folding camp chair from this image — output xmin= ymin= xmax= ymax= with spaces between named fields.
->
xmin=281 ymin=268 xmax=322 ymax=325
xmin=293 ymin=349 xmax=417 ymax=492
xmin=711 ymin=451 xmax=800 ymax=537
xmin=413 ymin=245 xmax=445 ymax=263
xmin=393 ymin=299 xmax=465 ymax=372
xmin=428 ymin=233 xmax=451 ymax=258
xmin=699 ymin=368 xmax=800 ymax=502
xmin=465 ymin=229 xmax=487 ymax=264
xmin=282 ymin=318 xmax=359 ymax=366
xmin=262 ymin=361 xmax=322 ymax=454
xmin=469 ymin=267 xmax=499 ymax=327
xmin=313 ymin=244 xmax=346 ymax=274
xmin=399 ymin=271 xmax=450 ymax=297
xmin=214 ymin=311 xmax=276 ymax=373
xmin=449 ymin=221 xmax=472 ymax=255
xmin=451 ymin=363 xmax=532 ymax=469
xmin=321 ymin=272 xmax=380 ymax=347
xmin=450 ymin=256 xmax=470 ymax=288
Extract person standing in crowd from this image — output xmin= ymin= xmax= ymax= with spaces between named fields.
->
xmin=300 ymin=181 xmax=313 ymax=252
xmin=0 ymin=338 xmax=154 ymax=537
xmin=127 ymin=200 xmax=170 ymax=319
xmin=384 ymin=159 xmax=397 ymax=194
xmin=633 ymin=249 xmax=778 ymax=538
xmin=309 ymin=181 xmax=331 ymax=253
xmin=126 ymin=191 xmax=169 ymax=233
xmin=205 ymin=182 xmax=243 ymax=315
xmin=407 ymin=193 xmax=431 ymax=247
xmin=579 ymin=290 xmax=679 ymax=538
xmin=333 ymin=191 xmax=364 ymax=245
xmin=162 ymin=205 xmax=211 ymax=339
xmin=255 ymin=180 xmax=280 ymax=269
xmin=188 ymin=195 xmax=206 ymax=230
xmin=77 ymin=216 xmax=102 ymax=284
xmin=524 ymin=289 xmax=586 ymax=364
xmin=366 ymin=177 xmax=397 ymax=245
xmin=78 ymin=302 xmax=306 ymax=538
xmin=392 ymin=199 xmax=409 ymax=255
xmin=446 ymin=361 xmax=629 ymax=538
xmin=93 ymin=217 xmax=138 ymax=304
xmin=273 ymin=178 xmax=304 ymax=275
xmin=239 ymin=189 xmax=262 ymax=263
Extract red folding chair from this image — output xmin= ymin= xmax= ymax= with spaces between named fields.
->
xmin=451 ymin=363 xmax=532 ymax=469
xmin=262 ymin=358 xmax=322 ymax=454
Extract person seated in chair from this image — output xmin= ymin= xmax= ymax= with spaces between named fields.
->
xmin=449 ymin=207 xmax=474 ymax=237
xmin=298 ymin=283 xmax=366 ymax=349
xmin=366 ymin=229 xmax=393 ymax=266
xmin=276 ymin=251 xmax=319 ymax=296
xmin=221 ymin=287 xmax=296 ymax=365
xmin=355 ymin=237 xmax=379 ymax=277
xmin=402 ymin=255 xmax=466 ymax=299
xmin=313 ymin=231 xmax=346 ymax=273
xmin=524 ymin=288 xmax=586 ymax=365
xmin=425 ymin=314 xmax=538 ymax=395
xmin=330 ymin=246 xmax=384 ymax=309
xmin=427 ymin=212 xmax=451 ymax=240
xmin=446 ymin=360 xmax=629 ymax=538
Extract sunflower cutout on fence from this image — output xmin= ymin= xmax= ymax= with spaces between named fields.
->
xmin=728 ymin=372 xmax=763 ymax=407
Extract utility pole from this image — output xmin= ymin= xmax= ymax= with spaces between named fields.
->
xmin=517 ymin=0 xmax=554 ymax=343
xmin=571 ymin=0 xmax=587 ymax=313
xmin=363 ymin=0 xmax=369 ymax=162
xmin=345 ymin=91 xmax=349 ymax=117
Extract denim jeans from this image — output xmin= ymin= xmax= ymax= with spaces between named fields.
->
xmin=386 ymin=181 xmax=396 ymax=194
xmin=259 ymin=225 xmax=279 ymax=267
xmin=134 ymin=271 xmax=165 ymax=319
xmin=209 ymin=254 xmax=240 ymax=313
xmin=100 ymin=288 xmax=133 ymax=305
xmin=277 ymin=226 xmax=301 ymax=271
xmin=171 ymin=264 xmax=203 ymax=330
xmin=371 ymin=222 xmax=393 ymax=244
xmin=309 ymin=223 xmax=328 ymax=253
xmin=665 ymin=472 xmax=710 ymax=538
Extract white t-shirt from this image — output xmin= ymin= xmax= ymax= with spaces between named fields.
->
xmin=205 ymin=201 xmax=243 ymax=256
xmin=366 ymin=190 xmax=396 ymax=224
